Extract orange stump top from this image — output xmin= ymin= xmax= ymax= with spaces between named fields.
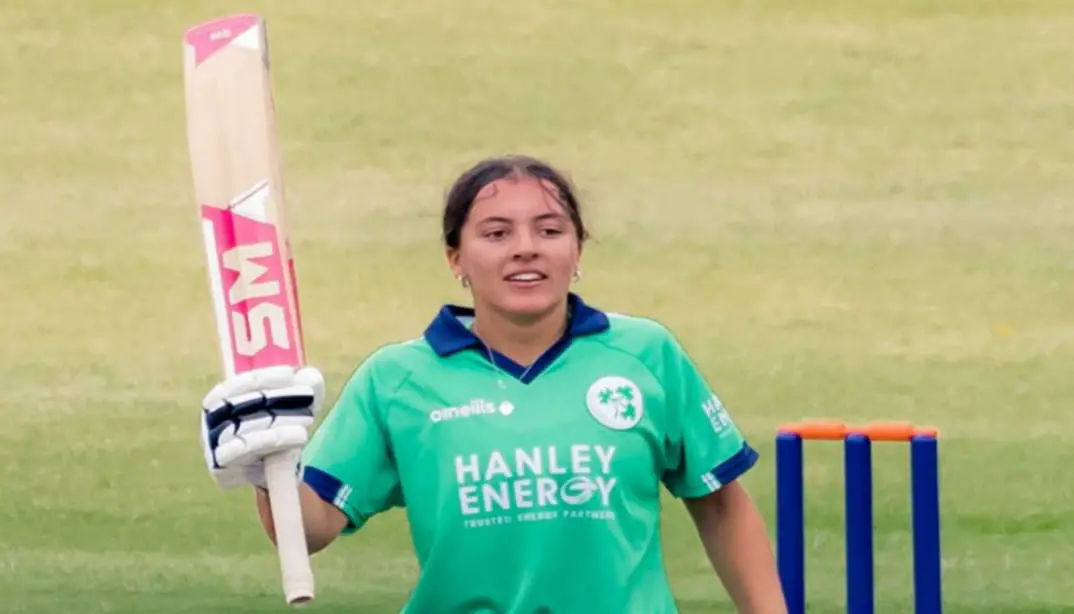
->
xmin=778 ymin=420 xmax=939 ymax=441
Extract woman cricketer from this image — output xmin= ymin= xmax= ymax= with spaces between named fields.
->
xmin=199 ymin=155 xmax=788 ymax=613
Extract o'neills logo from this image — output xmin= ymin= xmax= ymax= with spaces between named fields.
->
xmin=430 ymin=399 xmax=514 ymax=423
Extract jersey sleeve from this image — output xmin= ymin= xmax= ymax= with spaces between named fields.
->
xmin=658 ymin=331 xmax=759 ymax=499
xmin=300 ymin=353 xmax=404 ymax=533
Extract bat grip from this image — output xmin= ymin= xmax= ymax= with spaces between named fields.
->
xmin=264 ymin=448 xmax=315 ymax=605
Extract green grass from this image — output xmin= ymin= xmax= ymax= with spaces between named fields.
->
xmin=3 ymin=0 xmax=1074 ymax=611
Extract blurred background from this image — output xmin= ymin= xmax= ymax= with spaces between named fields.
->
xmin=2 ymin=1 xmax=1073 ymax=612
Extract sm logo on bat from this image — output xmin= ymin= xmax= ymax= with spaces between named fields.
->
xmin=201 ymin=202 xmax=301 ymax=373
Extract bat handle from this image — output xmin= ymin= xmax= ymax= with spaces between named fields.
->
xmin=264 ymin=448 xmax=315 ymax=605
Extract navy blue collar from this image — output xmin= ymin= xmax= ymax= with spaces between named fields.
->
xmin=425 ymin=293 xmax=609 ymax=356
xmin=423 ymin=293 xmax=609 ymax=383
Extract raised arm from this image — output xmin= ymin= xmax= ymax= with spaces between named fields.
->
xmin=254 ymin=483 xmax=349 ymax=554
xmin=200 ymin=352 xmax=405 ymax=562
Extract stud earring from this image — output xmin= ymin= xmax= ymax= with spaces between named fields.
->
xmin=457 ymin=275 xmax=470 ymax=288
xmin=572 ymin=269 xmax=581 ymax=282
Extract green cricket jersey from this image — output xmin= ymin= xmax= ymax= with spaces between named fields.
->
xmin=301 ymin=294 xmax=759 ymax=614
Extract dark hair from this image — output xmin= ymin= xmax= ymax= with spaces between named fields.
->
xmin=442 ymin=155 xmax=589 ymax=250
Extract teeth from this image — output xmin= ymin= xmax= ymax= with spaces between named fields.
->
xmin=509 ymin=273 xmax=542 ymax=281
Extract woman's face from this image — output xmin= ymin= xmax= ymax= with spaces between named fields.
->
xmin=447 ymin=175 xmax=582 ymax=322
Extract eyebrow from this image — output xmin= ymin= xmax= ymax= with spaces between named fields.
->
xmin=475 ymin=213 xmax=568 ymax=224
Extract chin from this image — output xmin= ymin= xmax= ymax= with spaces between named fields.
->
xmin=495 ymin=290 xmax=564 ymax=321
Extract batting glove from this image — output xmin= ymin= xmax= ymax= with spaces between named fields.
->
xmin=200 ymin=365 xmax=326 ymax=489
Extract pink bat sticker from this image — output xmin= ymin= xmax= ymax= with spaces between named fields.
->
xmin=185 ymin=14 xmax=260 ymax=67
xmin=201 ymin=204 xmax=301 ymax=375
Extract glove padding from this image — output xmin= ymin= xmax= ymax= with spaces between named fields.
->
xmin=200 ymin=365 xmax=325 ymax=489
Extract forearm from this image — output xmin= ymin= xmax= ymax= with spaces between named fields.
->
xmin=255 ymin=482 xmax=346 ymax=554
xmin=687 ymin=483 xmax=787 ymax=613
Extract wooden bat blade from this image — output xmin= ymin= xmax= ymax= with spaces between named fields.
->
xmin=183 ymin=13 xmax=315 ymax=606
xmin=184 ymin=12 xmax=305 ymax=378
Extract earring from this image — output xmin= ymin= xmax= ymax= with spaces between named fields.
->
xmin=457 ymin=275 xmax=470 ymax=288
xmin=572 ymin=269 xmax=581 ymax=283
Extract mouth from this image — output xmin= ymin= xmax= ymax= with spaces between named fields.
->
xmin=504 ymin=271 xmax=547 ymax=288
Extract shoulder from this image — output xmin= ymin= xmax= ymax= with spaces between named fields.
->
xmin=366 ymin=335 xmax=439 ymax=367
xmin=599 ymin=311 xmax=682 ymax=354
xmin=583 ymin=311 xmax=691 ymax=375
xmin=341 ymin=336 xmax=440 ymax=390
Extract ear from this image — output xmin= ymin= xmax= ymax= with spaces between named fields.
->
xmin=445 ymin=246 xmax=463 ymax=278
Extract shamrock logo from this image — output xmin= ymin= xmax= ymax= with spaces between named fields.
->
xmin=598 ymin=386 xmax=637 ymax=420
xmin=587 ymin=376 xmax=644 ymax=430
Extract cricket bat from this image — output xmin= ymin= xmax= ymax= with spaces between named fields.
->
xmin=182 ymin=13 xmax=315 ymax=605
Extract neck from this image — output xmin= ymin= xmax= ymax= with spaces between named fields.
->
xmin=471 ymin=300 xmax=569 ymax=366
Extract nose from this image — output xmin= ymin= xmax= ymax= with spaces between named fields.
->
xmin=511 ymin=227 xmax=538 ymax=259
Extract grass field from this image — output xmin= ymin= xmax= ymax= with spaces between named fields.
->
xmin=3 ymin=0 xmax=1074 ymax=612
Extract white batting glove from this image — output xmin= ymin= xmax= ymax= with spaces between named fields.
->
xmin=200 ymin=365 xmax=326 ymax=490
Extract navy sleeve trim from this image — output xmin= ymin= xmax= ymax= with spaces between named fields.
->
xmin=302 ymin=466 xmax=360 ymax=531
xmin=711 ymin=442 xmax=760 ymax=487
xmin=303 ymin=466 xmax=343 ymax=503
xmin=671 ymin=441 xmax=761 ymax=500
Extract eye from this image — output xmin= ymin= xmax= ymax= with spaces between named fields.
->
xmin=483 ymin=228 xmax=508 ymax=240
xmin=539 ymin=226 xmax=564 ymax=237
